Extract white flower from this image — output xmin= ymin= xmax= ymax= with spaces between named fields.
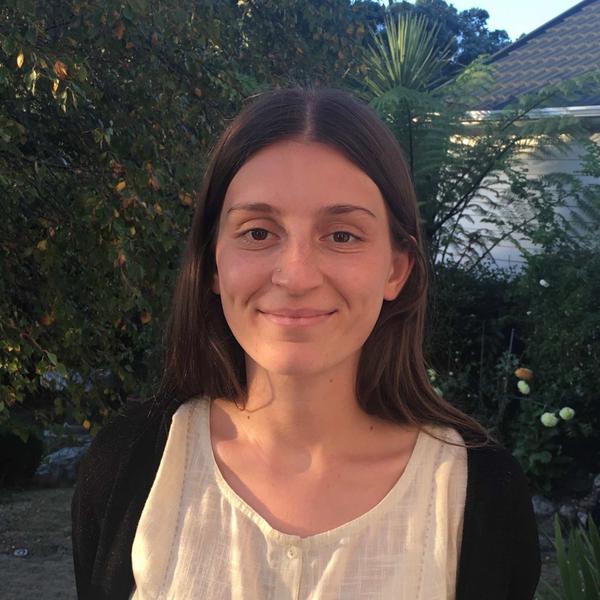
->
xmin=540 ymin=412 xmax=559 ymax=427
xmin=517 ymin=380 xmax=531 ymax=395
xmin=559 ymin=407 xmax=575 ymax=421
xmin=427 ymin=368 xmax=437 ymax=382
xmin=539 ymin=279 xmax=550 ymax=288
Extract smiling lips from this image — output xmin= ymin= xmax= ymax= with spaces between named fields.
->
xmin=258 ymin=308 xmax=336 ymax=326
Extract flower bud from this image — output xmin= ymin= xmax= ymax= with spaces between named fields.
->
xmin=559 ymin=407 xmax=575 ymax=421
xmin=517 ymin=380 xmax=531 ymax=395
xmin=514 ymin=367 xmax=533 ymax=381
xmin=540 ymin=412 xmax=559 ymax=427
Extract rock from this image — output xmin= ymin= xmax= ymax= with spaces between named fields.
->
xmin=532 ymin=495 xmax=556 ymax=519
xmin=558 ymin=502 xmax=578 ymax=524
xmin=34 ymin=446 xmax=89 ymax=486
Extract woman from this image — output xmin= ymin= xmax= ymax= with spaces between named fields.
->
xmin=72 ymin=87 xmax=541 ymax=599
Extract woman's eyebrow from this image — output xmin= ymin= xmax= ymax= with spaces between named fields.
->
xmin=226 ymin=202 xmax=377 ymax=219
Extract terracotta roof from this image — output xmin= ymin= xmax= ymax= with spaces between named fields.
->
xmin=477 ymin=0 xmax=600 ymax=109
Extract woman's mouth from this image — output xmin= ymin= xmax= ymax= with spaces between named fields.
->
xmin=258 ymin=310 xmax=336 ymax=327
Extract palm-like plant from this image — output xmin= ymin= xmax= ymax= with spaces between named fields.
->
xmin=363 ymin=12 xmax=452 ymax=94
xmin=365 ymin=14 xmax=452 ymax=96
xmin=355 ymin=11 xmax=599 ymax=270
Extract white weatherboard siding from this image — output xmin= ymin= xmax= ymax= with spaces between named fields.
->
xmin=443 ymin=136 xmax=600 ymax=271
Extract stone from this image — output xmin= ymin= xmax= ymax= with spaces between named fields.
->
xmin=34 ymin=445 xmax=89 ymax=486
xmin=532 ymin=495 xmax=556 ymax=519
xmin=558 ymin=502 xmax=578 ymax=524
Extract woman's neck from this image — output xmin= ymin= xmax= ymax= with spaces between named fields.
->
xmin=212 ymin=356 xmax=412 ymax=470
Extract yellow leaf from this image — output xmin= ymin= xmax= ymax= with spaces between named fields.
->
xmin=36 ymin=239 xmax=48 ymax=251
xmin=16 ymin=52 xmax=24 ymax=69
xmin=53 ymin=60 xmax=68 ymax=80
xmin=82 ymin=419 xmax=91 ymax=430
xmin=179 ymin=192 xmax=194 ymax=206
xmin=115 ymin=180 xmax=126 ymax=192
xmin=52 ymin=79 xmax=60 ymax=94
xmin=140 ymin=311 xmax=152 ymax=325
xmin=153 ymin=202 xmax=163 ymax=214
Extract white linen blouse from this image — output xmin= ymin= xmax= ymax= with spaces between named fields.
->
xmin=129 ymin=397 xmax=468 ymax=600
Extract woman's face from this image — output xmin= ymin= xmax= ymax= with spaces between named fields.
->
xmin=212 ymin=139 xmax=413 ymax=378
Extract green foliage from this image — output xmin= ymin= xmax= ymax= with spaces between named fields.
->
xmin=386 ymin=0 xmax=511 ymax=71
xmin=542 ymin=514 xmax=600 ymax=599
xmin=358 ymin=11 xmax=600 ymax=269
xmin=0 ymin=0 xmax=373 ymax=432
xmin=363 ymin=11 xmax=452 ymax=94
xmin=507 ymin=247 xmax=600 ymax=492
xmin=428 ymin=244 xmax=600 ymax=494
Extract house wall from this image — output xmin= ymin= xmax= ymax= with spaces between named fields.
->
xmin=443 ymin=134 xmax=600 ymax=271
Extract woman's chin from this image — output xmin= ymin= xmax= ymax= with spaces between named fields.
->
xmin=247 ymin=352 xmax=339 ymax=378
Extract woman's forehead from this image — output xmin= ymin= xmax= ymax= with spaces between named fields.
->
xmin=222 ymin=140 xmax=385 ymax=215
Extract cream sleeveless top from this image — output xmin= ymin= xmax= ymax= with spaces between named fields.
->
xmin=130 ymin=397 xmax=467 ymax=600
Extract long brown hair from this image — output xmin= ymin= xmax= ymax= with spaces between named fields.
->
xmin=158 ymin=86 xmax=494 ymax=448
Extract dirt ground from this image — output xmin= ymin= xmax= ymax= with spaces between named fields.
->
xmin=0 ymin=485 xmax=561 ymax=599
xmin=0 ymin=486 xmax=76 ymax=600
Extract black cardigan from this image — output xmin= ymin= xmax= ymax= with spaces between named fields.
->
xmin=71 ymin=399 xmax=541 ymax=599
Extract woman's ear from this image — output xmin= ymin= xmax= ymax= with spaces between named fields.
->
xmin=383 ymin=250 xmax=414 ymax=301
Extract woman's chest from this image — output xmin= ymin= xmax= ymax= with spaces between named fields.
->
xmin=211 ymin=441 xmax=415 ymax=537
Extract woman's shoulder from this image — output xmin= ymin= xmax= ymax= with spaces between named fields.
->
xmin=424 ymin=423 xmax=531 ymax=496
xmin=76 ymin=396 xmax=204 ymax=489
xmin=74 ymin=398 xmax=185 ymax=507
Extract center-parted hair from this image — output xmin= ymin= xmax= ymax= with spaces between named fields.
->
xmin=158 ymin=87 xmax=493 ymax=448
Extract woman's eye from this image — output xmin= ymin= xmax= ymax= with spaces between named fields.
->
xmin=242 ymin=228 xmax=271 ymax=242
xmin=330 ymin=231 xmax=360 ymax=243
xmin=239 ymin=228 xmax=360 ymax=244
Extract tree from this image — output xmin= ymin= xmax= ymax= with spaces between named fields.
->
xmin=0 ymin=0 xmax=373 ymax=436
xmin=380 ymin=0 xmax=511 ymax=72
xmin=356 ymin=10 xmax=600 ymax=270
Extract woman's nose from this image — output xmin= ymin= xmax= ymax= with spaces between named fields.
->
xmin=271 ymin=241 xmax=324 ymax=292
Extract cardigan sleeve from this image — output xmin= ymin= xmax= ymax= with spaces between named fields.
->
xmin=71 ymin=403 xmax=154 ymax=598
xmin=71 ymin=438 xmax=103 ymax=597
xmin=456 ymin=442 xmax=541 ymax=600
xmin=507 ymin=453 xmax=542 ymax=599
